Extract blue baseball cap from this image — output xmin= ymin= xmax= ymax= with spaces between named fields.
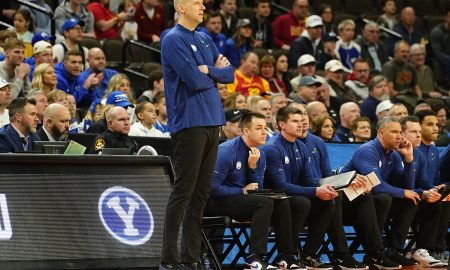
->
xmin=106 ymin=91 xmax=134 ymax=108
xmin=61 ymin=18 xmax=85 ymax=33
xmin=31 ymin=31 xmax=55 ymax=46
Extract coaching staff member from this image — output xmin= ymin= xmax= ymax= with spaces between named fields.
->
xmin=159 ymin=0 xmax=235 ymax=269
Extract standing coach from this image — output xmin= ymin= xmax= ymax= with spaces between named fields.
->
xmin=159 ymin=0 xmax=234 ymax=269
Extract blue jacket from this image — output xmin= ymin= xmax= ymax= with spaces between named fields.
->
xmin=54 ymin=62 xmax=93 ymax=107
xmin=360 ymin=96 xmax=380 ymax=124
xmin=78 ymin=68 xmax=118 ymax=102
xmin=211 ymin=137 xmax=266 ymax=198
xmin=417 ymin=142 xmax=440 ymax=186
xmin=299 ymin=132 xmax=333 ymax=178
xmin=340 ymin=138 xmax=414 ymax=198
xmin=161 ymin=24 xmax=234 ymax=133
xmin=0 ymin=124 xmax=39 ymax=153
xmin=439 ymin=144 xmax=450 ymax=184
xmin=197 ymin=27 xmax=227 ymax=54
xmin=262 ymin=133 xmax=317 ymax=197
xmin=409 ymin=148 xmax=434 ymax=195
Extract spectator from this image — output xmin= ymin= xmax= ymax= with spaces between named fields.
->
xmin=349 ymin=116 xmax=371 ymax=143
xmin=87 ymin=0 xmax=130 ymax=40
xmin=103 ymin=73 xmax=136 ymax=105
xmin=305 ymin=101 xmax=328 ymax=122
xmin=344 ymin=59 xmax=371 ymax=101
xmin=54 ymin=50 xmax=92 ymax=107
xmin=0 ymin=2 xmax=15 ymax=26
xmin=290 ymin=76 xmax=321 ymax=104
xmin=335 ymin=101 xmax=361 ymax=142
xmin=311 ymin=114 xmax=335 ymax=142
xmin=135 ymin=0 xmax=167 ymax=44
xmin=27 ymin=90 xmax=48 ymax=129
xmin=129 ymin=101 xmax=166 ymax=137
xmin=409 ymin=44 xmax=447 ymax=98
xmin=413 ymin=102 xmax=431 ymax=115
xmin=0 ymin=30 xmax=17 ymax=60
xmin=66 ymin=94 xmax=79 ymax=133
xmin=250 ymin=0 xmax=273 ymax=49
xmin=79 ymin=100 xmax=104 ymax=132
xmin=227 ymin=52 xmax=270 ymax=97
xmin=0 ymin=97 xmax=39 ymax=153
xmin=255 ymin=99 xmax=275 ymax=136
xmin=0 ymin=78 xmax=11 ymax=128
xmin=224 ymin=19 xmax=253 ymax=67
xmin=377 ymin=0 xmax=398 ymax=34
xmin=79 ymin=47 xmax=118 ymax=103
xmin=273 ymin=50 xmax=292 ymax=94
xmin=119 ymin=0 xmax=139 ymax=41
xmin=217 ymin=83 xmax=229 ymax=104
xmin=89 ymin=106 xmax=139 ymax=154
xmin=198 ymin=12 xmax=227 ymax=54
xmin=288 ymin=15 xmax=331 ymax=70
xmin=317 ymin=4 xmax=337 ymax=35
xmin=152 ymin=91 xmax=168 ymax=134
xmin=137 ymin=68 xmax=164 ymax=103
xmin=20 ymin=0 xmax=52 ymax=35
xmin=382 ymin=40 xmax=422 ymax=112
xmin=29 ymin=41 xmax=53 ymax=81
xmin=360 ymin=75 xmax=390 ymax=124
xmin=289 ymin=54 xmax=316 ymax=91
xmin=389 ymin=103 xmax=409 ymax=120
xmin=53 ymin=18 xmax=89 ymax=67
xmin=388 ymin=6 xmax=423 ymax=55
xmin=269 ymin=92 xmax=287 ymax=117
xmin=315 ymin=76 xmax=342 ymax=125
xmin=219 ymin=108 xmax=243 ymax=140
xmin=36 ymin=103 xmax=71 ymax=141
xmin=47 ymin=89 xmax=69 ymax=108
xmin=9 ymin=9 xmax=34 ymax=57
xmin=31 ymin=63 xmax=57 ymax=96
xmin=55 ymin=0 xmax=96 ymax=38
xmin=429 ymin=8 xmax=450 ymax=88
xmin=323 ymin=59 xmax=354 ymax=102
xmin=272 ymin=0 xmax=309 ymax=50
xmin=355 ymin=21 xmax=389 ymax=73
xmin=0 ymin=38 xmax=31 ymax=100
xmin=223 ymin=92 xmax=247 ymax=110
xmin=335 ymin=19 xmax=360 ymax=70
xmin=259 ymin=55 xmax=288 ymax=96
xmin=219 ymin=0 xmax=238 ymax=38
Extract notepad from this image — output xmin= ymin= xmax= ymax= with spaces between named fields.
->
xmin=64 ymin=140 xmax=86 ymax=155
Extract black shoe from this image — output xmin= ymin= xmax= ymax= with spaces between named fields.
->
xmin=245 ymin=254 xmax=278 ymax=270
xmin=363 ymin=251 xmax=401 ymax=270
xmin=333 ymin=253 xmax=368 ymax=270
xmin=298 ymin=254 xmax=333 ymax=269
xmin=160 ymin=263 xmax=179 ymax=270
xmin=276 ymin=254 xmax=307 ymax=270
xmin=384 ymin=249 xmax=417 ymax=266
xmin=179 ymin=263 xmax=199 ymax=270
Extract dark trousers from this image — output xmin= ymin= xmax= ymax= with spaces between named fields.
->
xmin=327 ymin=192 xmax=384 ymax=255
xmin=373 ymin=193 xmax=418 ymax=251
xmin=161 ymin=127 xmax=219 ymax=264
xmin=415 ymin=200 xmax=442 ymax=250
xmin=205 ymin=195 xmax=309 ymax=257
xmin=302 ymin=197 xmax=335 ymax=255
xmin=436 ymin=202 xmax=450 ymax=251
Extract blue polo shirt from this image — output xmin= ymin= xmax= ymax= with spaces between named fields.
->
xmin=299 ymin=132 xmax=333 ymax=178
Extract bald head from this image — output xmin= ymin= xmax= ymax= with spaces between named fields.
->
xmin=106 ymin=106 xmax=131 ymax=135
xmin=44 ymin=103 xmax=69 ymax=121
xmin=400 ymin=7 xmax=416 ymax=26
xmin=88 ymin=47 xmax=106 ymax=72
xmin=340 ymin=102 xmax=361 ymax=127
xmin=306 ymin=101 xmax=328 ymax=122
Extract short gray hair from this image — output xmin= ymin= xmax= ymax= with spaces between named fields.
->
xmin=376 ymin=116 xmax=399 ymax=130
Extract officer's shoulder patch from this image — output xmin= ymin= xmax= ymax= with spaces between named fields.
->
xmin=95 ymin=138 xmax=105 ymax=151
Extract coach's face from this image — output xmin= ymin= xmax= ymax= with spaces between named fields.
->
xmin=379 ymin=122 xmax=403 ymax=150
xmin=179 ymin=0 xmax=205 ymax=25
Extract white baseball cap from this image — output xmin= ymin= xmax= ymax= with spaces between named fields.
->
xmin=306 ymin=15 xmax=323 ymax=28
xmin=375 ymin=100 xmax=394 ymax=115
xmin=0 ymin=78 xmax=9 ymax=89
xmin=325 ymin=59 xmax=345 ymax=72
xmin=33 ymin=40 xmax=52 ymax=55
xmin=297 ymin=54 xmax=316 ymax=67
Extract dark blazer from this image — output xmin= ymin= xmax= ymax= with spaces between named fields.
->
xmin=36 ymin=127 xmax=49 ymax=141
xmin=0 ymin=124 xmax=39 ymax=153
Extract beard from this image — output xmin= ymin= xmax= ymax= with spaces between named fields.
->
xmin=375 ymin=94 xmax=390 ymax=102
xmin=51 ymin=125 xmax=69 ymax=141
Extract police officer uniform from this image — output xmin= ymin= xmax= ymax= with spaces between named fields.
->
xmin=90 ymin=129 xmax=139 ymax=154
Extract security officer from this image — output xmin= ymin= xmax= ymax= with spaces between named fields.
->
xmin=90 ymin=106 xmax=139 ymax=154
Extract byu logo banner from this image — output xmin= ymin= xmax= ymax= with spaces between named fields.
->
xmin=99 ymin=187 xmax=154 ymax=246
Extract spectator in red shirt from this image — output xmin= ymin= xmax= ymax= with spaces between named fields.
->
xmin=87 ymin=0 xmax=129 ymax=39
xmin=272 ymin=0 xmax=309 ymax=50
xmin=135 ymin=0 xmax=167 ymax=44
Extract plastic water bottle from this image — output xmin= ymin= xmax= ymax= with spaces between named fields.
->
xmin=202 ymin=252 xmax=211 ymax=270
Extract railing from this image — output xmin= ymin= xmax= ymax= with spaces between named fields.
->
xmin=362 ymin=18 xmax=402 ymax=38
xmin=0 ymin=21 xmax=13 ymax=30
xmin=121 ymin=39 xmax=161 ymax=67
xmin=14 ymin=0 xmax=56 ymax=38
xmin=270 ymin=1 xmax=290 ymax=13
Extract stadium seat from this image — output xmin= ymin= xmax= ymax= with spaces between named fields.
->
xmin=404 ymin=0 xmax=438 ymax=16
xmin=438 ymin=0 xmax=450 ymax=14
xmin=344 ymin=0 xmax=378 ymax=16
xmin=237 ymin=6 xmax=254 ymax=19
xmin=312 ymin=0 xmax=345 ymax=13
xmin=143 ymin=62 xmax=162 ymax=76
xmin=102 ymin=39 xmax=124 ymax=68
xmin=79 ymin=37 xmax=101 ymax=50
xmin=426 ymin=15 xmax=445 ymax=33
